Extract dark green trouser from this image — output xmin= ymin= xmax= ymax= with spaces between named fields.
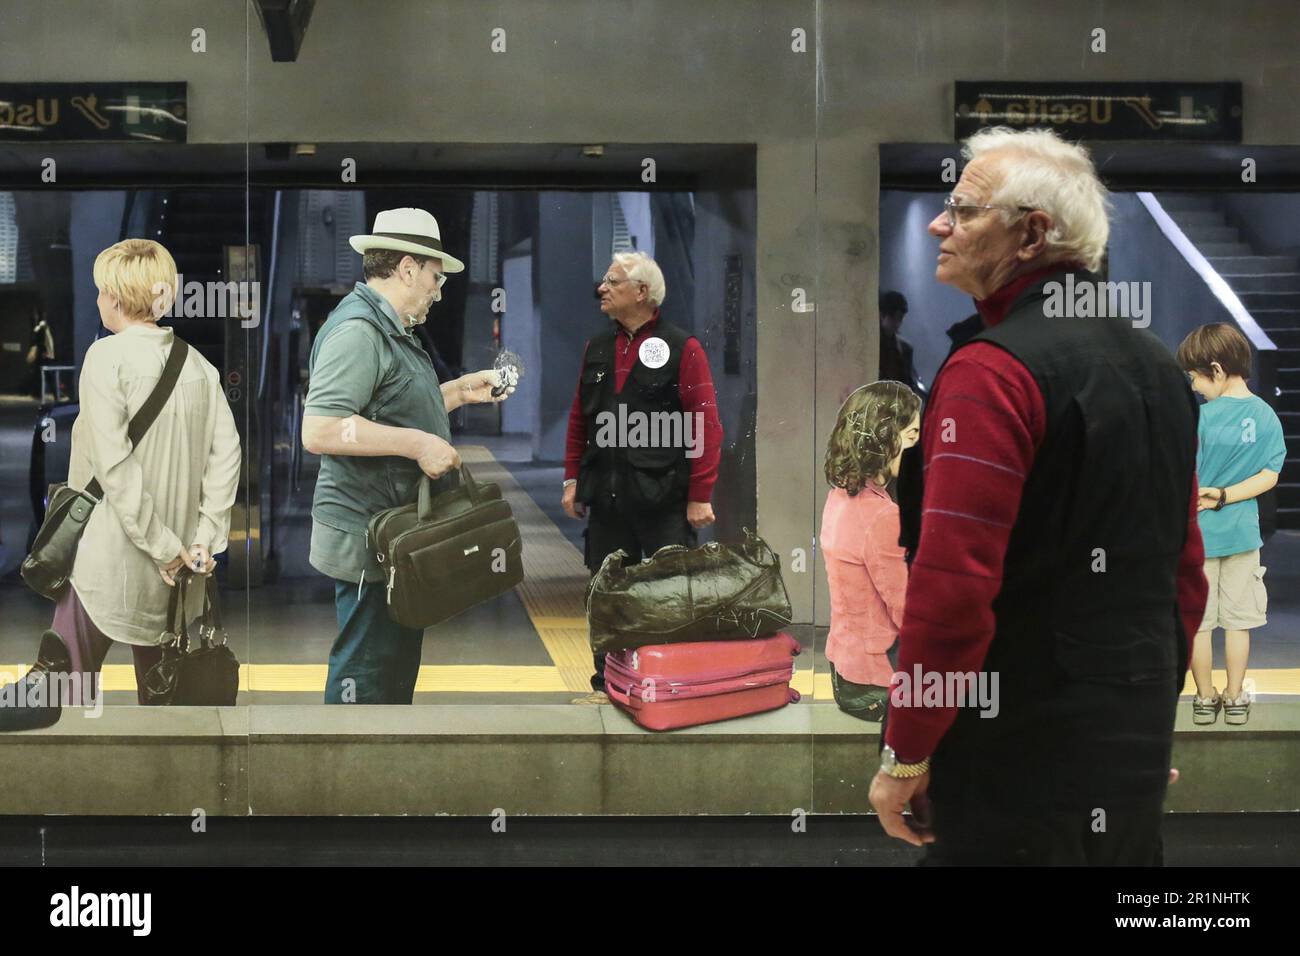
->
xmin=829 ymin=663 xmax=889 ymax=722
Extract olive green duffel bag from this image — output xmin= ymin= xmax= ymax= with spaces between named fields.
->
xmin=368 ymin=465 xmax=524 ymax=629
xmin=586 ymin=529 xmax=792 ymax=654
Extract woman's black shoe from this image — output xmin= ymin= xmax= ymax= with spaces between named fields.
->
xmin=0 ymin=630 xmax=72 ymax=731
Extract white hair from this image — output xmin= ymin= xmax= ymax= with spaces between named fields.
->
xmin=612 ymin=251 xmax=666 ymax=307
xmin=962 ymin=126 xmax=1111 ymax=272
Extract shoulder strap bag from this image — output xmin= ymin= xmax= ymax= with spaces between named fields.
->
xmin=21 ymin=338 xmax=190 ymax=600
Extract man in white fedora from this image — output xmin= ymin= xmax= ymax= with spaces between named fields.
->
xmin=301 ymin=208 xmax=515 ymax=704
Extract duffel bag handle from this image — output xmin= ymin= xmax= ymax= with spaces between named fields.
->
xmin=418 ymin=464 xmax=482 ymax=520
xmin=585 ymin=548 xmax=630 ymax=612
xmin=743 ymin=527 xmax=780 ymax=567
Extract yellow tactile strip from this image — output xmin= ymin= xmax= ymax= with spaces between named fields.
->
xmin=2 ymin=665 xmax=1296 ymax=697
xmin=11 ymin=455 xmax=1298 ymax=700
xmin=458 ymin=445 xmax=596 ymax=691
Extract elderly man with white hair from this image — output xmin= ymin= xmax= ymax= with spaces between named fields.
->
xmin=562 ymin=251 xmax=723 ymax=701
xmin=869 ymin=127 xmax=1209 ymax=865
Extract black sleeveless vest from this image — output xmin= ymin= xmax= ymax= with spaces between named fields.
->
xmin=897 ymin=271 xmax=1199 ymax=709
xmin=575 ymin=319 xmax=694 ymax=508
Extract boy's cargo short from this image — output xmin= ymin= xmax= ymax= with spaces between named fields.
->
xmin=1199 ymin=548 xmax=1267 ymax=632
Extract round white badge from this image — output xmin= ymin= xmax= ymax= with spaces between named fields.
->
xmin=639 ymin=336 xmax=670 ymax=369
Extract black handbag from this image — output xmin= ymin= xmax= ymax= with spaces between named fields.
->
xmin=21 ymin=338 xmax=190 ymax=600
xmin=586 ymin=529 xmax=793 ymax=654
xmin=367 ymin=465 xmax=524 ymax=629
xmin=141 ymin=571 xmax=240 ymax=706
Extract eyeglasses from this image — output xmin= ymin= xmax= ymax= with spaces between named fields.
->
xmin=599 ymin=275 xmax=644 ymax=288
xmin=411 ymin=260 xmax=448 ymax=289
xmin=943 ymin=195 xmax=1035 ymax=229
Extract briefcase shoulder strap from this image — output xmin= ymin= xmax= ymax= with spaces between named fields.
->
xmin=85 ymin=337 xmax=190 ymax=500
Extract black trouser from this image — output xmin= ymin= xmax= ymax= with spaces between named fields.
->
xmin=583 ymin=493 xmax=697 ymax=691
xmin=921 ymin=791 xmax=1165 ymax=866
xmin=920 ymin=676 xmax=1178 ymax=866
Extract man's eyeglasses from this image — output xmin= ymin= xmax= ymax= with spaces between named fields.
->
xmin=944 ymin=195 xmax=1035 ymax=229
xmin=599 ymin=275 xmax=643 ymax=288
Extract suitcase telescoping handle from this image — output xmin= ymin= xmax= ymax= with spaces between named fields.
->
xmin=417 ymin=464 xmax=482 ymax=520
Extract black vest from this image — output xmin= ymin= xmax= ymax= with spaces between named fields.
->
xmin=575 ymin=319 xmax=694 ymax=508
xmin=897 ymin=271 xmax=1199 ymax=748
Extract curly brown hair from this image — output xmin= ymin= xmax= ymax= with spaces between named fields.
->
xmin=824 ymin=380 xmax=921 ymax=496
xmin=363 ymin=248 xmax=433 ymax=281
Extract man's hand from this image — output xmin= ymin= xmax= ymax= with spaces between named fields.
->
xmin=188 ymin=544 xmax=216 ymax=576
xmin=869 ymin=770 xmax=936 ymax=847
xmin=1197 ymin=487 xmax=1221 ymax=512
xmin=415 ymin=434 xmax=461 ymax=479
xmin=158 ymin=552 xmax=188 ymax=587
xmin=562 ymin=482 xmax=587 ymax=519
xmin=459 ymin=369 xmax=515 ymax=405
xmin=687 ymin=501 xmax=715 ymax=529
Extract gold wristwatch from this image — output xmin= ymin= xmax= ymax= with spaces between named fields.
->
xmin=880 ymin=744 xmax=931 ymax=778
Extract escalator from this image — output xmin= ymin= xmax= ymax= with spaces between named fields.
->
xmin=150 ymin=188 xmax=278 ymax=585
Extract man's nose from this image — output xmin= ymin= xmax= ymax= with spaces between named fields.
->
xmin=928 ymin=212 xmax=950 ymax=237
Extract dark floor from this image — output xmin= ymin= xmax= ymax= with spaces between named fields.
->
xmin=0 ymin=813 xmax=1294 ymax=866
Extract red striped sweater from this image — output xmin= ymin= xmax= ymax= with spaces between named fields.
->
xmin=884 ymin=268 xmax=1209 ymax=763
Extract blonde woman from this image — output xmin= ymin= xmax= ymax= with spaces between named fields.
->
xmin=820 ymin=381 xmax=921 ymax=721
xmin=3 ymin=239 xmax=240 ymax=727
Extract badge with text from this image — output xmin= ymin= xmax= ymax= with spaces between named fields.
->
xmin=639 ymin=337 xmax=670 ymax=369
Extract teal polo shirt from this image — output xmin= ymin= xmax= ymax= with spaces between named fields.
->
xmin=1195 ymin=394 xmax=1287 ymax=558
xmin=305 ymin=282 xmax=453 ymax=584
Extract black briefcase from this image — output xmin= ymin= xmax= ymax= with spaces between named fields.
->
xmin=368 ymin=465 xmax=525 ymax=630
xmin=141 ymin=572 xmax=240 ymax=707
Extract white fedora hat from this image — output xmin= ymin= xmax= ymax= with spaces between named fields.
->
xmin=349 ymin=207 xmax=465 ymax=273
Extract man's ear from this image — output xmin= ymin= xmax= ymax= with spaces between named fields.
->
xmin=1020 ymin=211 xmax=1052 ymax=257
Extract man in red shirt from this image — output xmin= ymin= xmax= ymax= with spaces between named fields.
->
xmin=869 ymin=128 xmax=1208 ymax=864
xmin=562 ymin=252 xmax=723 ymax=700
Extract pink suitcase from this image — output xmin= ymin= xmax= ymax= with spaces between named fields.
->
xmin=604 ymin=633 xmax=801 ymax=731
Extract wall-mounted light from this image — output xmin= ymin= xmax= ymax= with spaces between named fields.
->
xmin=582 ymin=145 xmax=605 ymax=158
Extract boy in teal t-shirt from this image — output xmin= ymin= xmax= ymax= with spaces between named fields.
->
xmin=1177 ymin=324 xmax=1287 ymax=727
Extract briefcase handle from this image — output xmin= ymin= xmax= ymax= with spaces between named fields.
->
xmin=417 ymin=464 xmax=483 ymax=520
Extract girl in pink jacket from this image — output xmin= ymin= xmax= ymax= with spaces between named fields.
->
xmin=820 ymin=380 xmax=920 ymax=720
